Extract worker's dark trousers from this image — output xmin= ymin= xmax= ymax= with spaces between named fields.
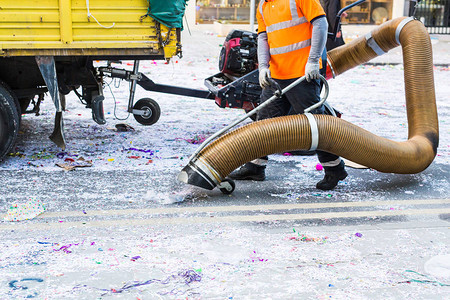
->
xmin=257 ymin=77 xmax=342 ymax=170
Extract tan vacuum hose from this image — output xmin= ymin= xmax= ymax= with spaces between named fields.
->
xmin=179 ymin=18 xmax=439 ymax=189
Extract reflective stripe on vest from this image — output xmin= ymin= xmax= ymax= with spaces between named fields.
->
xmin=260 ymin=0 xmax=307 ymax=33
xmin=270 ymin=39 xmax=311 ymax=55
xmin=267 ymin=16 xmax=308 ymax=33
xmin=260 ymin=0 xmax=311 ymax=55
xmin=259 ymin=0 xmax=320 ymax=79
xmin=266 ymin=0 xmax=308 ymax=33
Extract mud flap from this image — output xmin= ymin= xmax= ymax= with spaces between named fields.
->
xmin=35 ymin=56 xmax=66 ymax=149
xmin=92 ymin=95 xmax=106 ymax=125
xmin=49 ymin=111 xmax=66 ymax=150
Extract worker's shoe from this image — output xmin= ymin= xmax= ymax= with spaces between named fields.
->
xmin=229 ymin=162 xmax=266 ymax=181
xmin=316 ymin=164 xmax=348 ymax=191
xmin=285 ymin=150 xmax=316 ymax=156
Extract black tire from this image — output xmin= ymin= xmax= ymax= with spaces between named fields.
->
xmin=219 ymin=178 xmax=236 ymax=195
xmin=0 ymin=82 xmax=20 ymax=161
xmin=0 ymin=79 xmax=21 ymax=123
xmin=13 ymin=95 xmax=21 ymax=124
xmin=133 ymin=98 xmax=161 ymax=126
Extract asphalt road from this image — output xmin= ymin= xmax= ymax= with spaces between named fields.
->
xmin=1 ymin=154 xmax=449 ymax=299
xmin=0 ymin=157 xmax=449 ymax=227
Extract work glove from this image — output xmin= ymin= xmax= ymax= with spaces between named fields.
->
xmin=305 ymin=61 xmax=320 ymax=82
xmin=259 ymin=68 xmax=271 ymax=88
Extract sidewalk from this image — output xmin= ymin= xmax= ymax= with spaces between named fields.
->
xmin=189 ymin=23 xmax=450 ymax=66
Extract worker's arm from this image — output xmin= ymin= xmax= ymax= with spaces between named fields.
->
xmin=305 ymin=16 xmax=328 ymax=82
xmin=257 ymin=32 xmax=270 ymax=69
xmin=258 ymin=32 xmax=272 ymax=88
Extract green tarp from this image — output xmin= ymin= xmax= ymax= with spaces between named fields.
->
xmin=147 ymin=0 xmax=189 ymax=29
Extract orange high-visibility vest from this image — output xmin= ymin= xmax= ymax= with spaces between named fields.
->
xmin=257 ymin=0 xmax=325 ymax=79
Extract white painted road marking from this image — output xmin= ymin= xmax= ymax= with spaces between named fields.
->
xmin=39 ymin=198 xmax=450 ymax=218
xmin=0 ymin=200 xmax=448 ymax=231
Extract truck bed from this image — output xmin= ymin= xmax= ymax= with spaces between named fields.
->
xmin=0 ymin=0 xmax=180 ymax=59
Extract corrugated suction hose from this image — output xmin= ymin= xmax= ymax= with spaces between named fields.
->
xmin=178 ymin=18 xmax=439 ymax=190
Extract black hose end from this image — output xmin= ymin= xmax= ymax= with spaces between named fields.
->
xmin=177 ymin=162 xmax=216 ymax=190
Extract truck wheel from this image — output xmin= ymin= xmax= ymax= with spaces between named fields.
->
xmin=133 ymin=98 xmax=161 ymax=126
xmin=0 ymin=82 xmax=20 ymax=161
xmin=0 ymin=80 xmax=21 ymax=123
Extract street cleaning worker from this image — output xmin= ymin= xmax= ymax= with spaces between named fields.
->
xmin=229 ymin=0 xmax=348 ymax=190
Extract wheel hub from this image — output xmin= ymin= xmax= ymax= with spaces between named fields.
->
xmin=141 ymin=106 xmax=152 ymax=119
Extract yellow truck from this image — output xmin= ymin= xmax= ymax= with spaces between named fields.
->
xmin=0 ymin=0 xmax=189 ymax=160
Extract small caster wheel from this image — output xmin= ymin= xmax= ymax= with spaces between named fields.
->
xmin=133 ymin=98 xmax=161 ymax=126
xmin=219 ymin=178 xmax=235 ymax=195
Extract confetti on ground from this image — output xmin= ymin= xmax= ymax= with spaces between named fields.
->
xmin=3 ymin=198 xmax=46 ymax=221
xmin=399 ymin=270 xmax=450 ymax=286
xmin=73 ymin=269 xmax=202 ymax=297
xmin=56 ymin=157 xmax=93 ymax=171
xmin=289 ymin=234 xmax=329 ymax=243
xmin=123 ymin=148 xmax=154 ymax=154
xmin=177 ymin=134 xmax=207 ymax=144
